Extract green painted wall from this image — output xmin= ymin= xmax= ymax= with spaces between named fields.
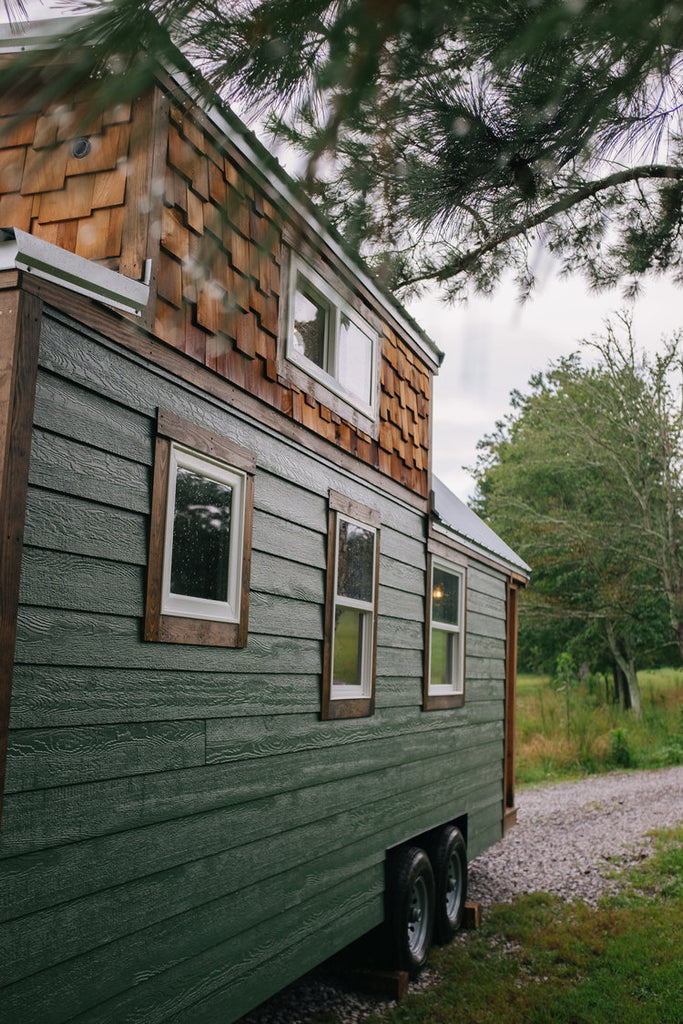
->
xmin=0 ymin=307 xmax=509 ymax=1023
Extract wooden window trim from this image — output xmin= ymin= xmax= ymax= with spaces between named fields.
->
xmin=321 ymin=490 xmax=380 ymax=720
xmin=423 ymin=553 xmax=467 ymax=711
xmin=144 ymin=408 xmax=255 ymax=647
xmin=277 ymin=243 xmax=382 ymax=440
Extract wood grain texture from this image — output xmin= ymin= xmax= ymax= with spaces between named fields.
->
xmin=23 ymin=488 xmax=148 ymax=565
xmin=0 ymin=302 xmax=513 ymax=1023
xmin=1 ymin=719 xmax=504 ymax=858
xmin=0 ymin=287 xmax=41 ymax=833
xmin=8 ymin=665 xmax=322 ymax=729
xmin=4 ymin=721 xmax=206 ymax=793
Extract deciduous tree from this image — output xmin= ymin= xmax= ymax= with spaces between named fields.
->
xmin=473 ymin=319 xmax=683 ymax=714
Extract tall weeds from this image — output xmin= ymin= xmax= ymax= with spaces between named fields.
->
xmin=516 ymin=665 xmax=683 ymax=785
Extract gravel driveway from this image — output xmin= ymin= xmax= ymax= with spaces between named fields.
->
xmin=241 ymin=766 xmax=683 ymax=1024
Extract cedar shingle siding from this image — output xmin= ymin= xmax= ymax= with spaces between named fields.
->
xmin=0 ymin=86 xmax=433 ymax=496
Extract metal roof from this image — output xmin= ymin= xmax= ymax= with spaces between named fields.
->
xmin=432 ymin=476 xmax=530 ymax=577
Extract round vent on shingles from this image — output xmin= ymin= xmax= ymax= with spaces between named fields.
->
xmin=71 ymin=137 xmax=92 ymax=159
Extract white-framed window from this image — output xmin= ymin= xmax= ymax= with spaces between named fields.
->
xmin=426 ymin=558 xmax=466 ymax=706
xmin=286 ymin=255 xmax=378 ymax=420
xmin=144 ymin=408 xmax=255 ymax=648
xmin=322 ymin=492 xmax=381 ymax=719
xmin=331 ymin=514 xmax=378 ymax=699
xmin=161 ymin=444 xmax=246 ymax=623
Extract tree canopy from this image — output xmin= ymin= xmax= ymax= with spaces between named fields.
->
xmin=472 ymin=319 xmax=683 ymax=712
xmin=11 ymin=0 xmax=683 ymax=301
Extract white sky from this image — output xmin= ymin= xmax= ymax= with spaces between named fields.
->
xmin=7 ymin=6 xmax=683 ymax=506
xmin=409 ymin=269 xmax=683 ymax=501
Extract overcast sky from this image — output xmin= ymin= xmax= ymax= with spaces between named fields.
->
xmin=7 ymin=8 xmax=682 ymax=507
xmin=409 ymin=268 xmax=683 ymax=502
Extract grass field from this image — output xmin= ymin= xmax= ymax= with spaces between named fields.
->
xmin=515 ymin=667 xmax=683 ymax=785
xmin=353 ymin=826 xmax=683 ymax=1024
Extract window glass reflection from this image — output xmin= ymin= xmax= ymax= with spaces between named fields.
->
xmin=170 ymin=467 xmax=232 ymax=601
xmin=432 ymin=567 xmax=460 ymax=625
xmin=337 ymin=520 xmax=374 ymax=601
xmin=333 ymin=607 xmax=363 ymax=686
xmin=337 ymin=315 xmax=372 ymax=404
xmin=293 ymin=286 xmax=327 ymax=368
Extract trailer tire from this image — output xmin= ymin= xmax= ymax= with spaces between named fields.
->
xmin=427 ymin=824 xmax=467 ymax=943
xmin=385 ymin=845 xmax=435 ymax=976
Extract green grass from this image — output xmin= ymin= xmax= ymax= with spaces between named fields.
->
xmin=357 ymin=827 xmax=683 ymax=1024
xmin=515 ymin=667 xmax=683 ymax=785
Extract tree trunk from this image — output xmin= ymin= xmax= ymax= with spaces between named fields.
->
xmin=612 ymin=665 xmax=631 ymax=710
xmin=605 ymin=623 xmax=642 ymax=718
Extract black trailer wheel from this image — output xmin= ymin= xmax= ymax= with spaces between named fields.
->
xmin=385 ymin=845 xmax=435 ymax=976
xmin=428 ymin=824 xmax=467 ymax=943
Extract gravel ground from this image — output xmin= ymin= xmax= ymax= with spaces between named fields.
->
xmin=239 ymin=766 xmax=683 ymax=1024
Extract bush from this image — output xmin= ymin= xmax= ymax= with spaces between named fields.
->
xmin=608 ymin=728 xmax=634 ymax=768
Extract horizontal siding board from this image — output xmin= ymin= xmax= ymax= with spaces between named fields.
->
xmin=18 ymin=562 xmax=323 ymax=641
xmin=23 ymin=488 xmax=148 ymax=565
xmin=14 ymin=608 xmax=322 ymax=673
xmin=380 ymin=526 xmax=425 ymax=570
xmin=467 ymin=566 xmax=506 ymax=600
xmin=248 ymin=592 xmax=322 ymax=640
xmin=379 ymin=557 xmax=424 ymax=595
xmin=1 ymin=720 xmax=504 ymax=858
xmin=2 ymin=832 xmax=382 ymax=992
xmin=1 ymin=863 xmax=382 ymax=1024
xmin=376 ymin=614 xmax=423 ymax=650
xmin=254 ymin=468 xmax=327 ymax=530
xmin=4 ymin=722 xmax=206 ymax=793
xmin=373 ymin=678 xmax=421 ymax=708
xmin=28 ymin=429 xmax=150 ymax=513
xmin=8 ymin=666 xmax=321 ymax=729
xmin=375 ymin=645 xmax=423 ymax=677
xmin=205 ymin=702 xmax=501 ymax=765
xmin=250 ymin=551 xmax=323 ymax=603
xmin=466 ymin=609 xmax=507 ymax=641
xmin=378 ymin=583 xmax=424 ymax=622
xmin=466 ymin=656 xmax=508 ymax=681
xmin=465 ymin=633 xmax=505 ymax=659
xmin=252 ymin=508 xmax=327 ymax=569
xmin=19 ymin=548 xmax=142 ymax=615
xmin=467 ymin=587 xmax=506 ymax=619
xmin=33 ymin=367 xmax=152 ymax=464
xmin=0 ymin=749 xmax=497 ymax=940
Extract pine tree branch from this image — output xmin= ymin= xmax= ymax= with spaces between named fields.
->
xmin=399 ymin=163 xmax=683 ymax=289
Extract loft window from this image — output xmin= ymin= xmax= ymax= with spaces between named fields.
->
xmin=424 ymin=557 xmax=466 ymax=710
xmin=322 ymin=492 xmax=381 ymax=719
xmin=287 ymin=256 xmax=377 ymax=417
xmin=145 ymin=409 xmax=255 ymax=647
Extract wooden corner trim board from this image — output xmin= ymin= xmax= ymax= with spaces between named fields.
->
xmin=0 ymin=285 xmax=42 ymax=833
xmin=504 ymin=580 xmax=520 ymax=820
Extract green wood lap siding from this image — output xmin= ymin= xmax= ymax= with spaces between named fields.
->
xmin=0 ymin=308 xmax=512 ymax=1023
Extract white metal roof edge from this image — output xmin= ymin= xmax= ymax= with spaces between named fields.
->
xmin=432 ymin=520 xmax=530 ymax=578
xmin=0 ymin=17 xmax=443 ymax=369
xmin=0 ymin=228 xmax=149 ymax=315
xmin=432 ymin=476 xmax=531 ymax=578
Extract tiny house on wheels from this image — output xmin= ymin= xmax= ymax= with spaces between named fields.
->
xmin=0 ymin=20 xmax=529 ymax=1024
